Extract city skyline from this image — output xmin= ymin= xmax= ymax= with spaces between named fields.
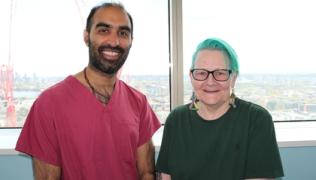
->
xmin=1 ymin=73 xmax=316 ymax=127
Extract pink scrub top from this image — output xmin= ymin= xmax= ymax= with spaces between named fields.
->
xmin=16 ymin=76 xmax=161 ymax=180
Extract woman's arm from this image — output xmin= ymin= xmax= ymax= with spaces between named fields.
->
xmin=156 ymin=172 xmax=171 ymax=180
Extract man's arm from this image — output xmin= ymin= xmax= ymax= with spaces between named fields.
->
xmin=136 ymin=140 xmax=156 ymax=180
xmin=32 ymin=157 xmax=61 ymax=180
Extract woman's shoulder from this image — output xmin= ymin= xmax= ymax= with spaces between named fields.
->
xmin=165 ymin=104 xmax=191 ymax=125
xmin=169 ymin=103 xmax=193 ymax=118
xmin=235 ymin=98 xmax=273 ymax=126
xmin=236 ymin=98 xmax=270 ymax=115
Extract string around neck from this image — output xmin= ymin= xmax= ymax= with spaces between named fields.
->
xmin=83 ymin=67 xmax=111 ymax=104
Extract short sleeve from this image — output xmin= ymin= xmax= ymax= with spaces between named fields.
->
xmin=137 ymin=96 xmax=161 ymax=147
xmin=15 ymin=97 xmax=61 ymax=166
xmin=244 ymin=110 xmax=284 ymax=178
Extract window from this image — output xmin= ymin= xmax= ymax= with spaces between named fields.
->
xmin=1 ymin=0 xmax=316 ymax=150
xmin=0 ymin=0 xmax=169 ymax=127
xmin=183 ymin=0 xmax=316 ymax=122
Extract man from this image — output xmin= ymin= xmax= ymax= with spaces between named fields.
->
xmin=15 ymin=2 xmax=161 ymax=180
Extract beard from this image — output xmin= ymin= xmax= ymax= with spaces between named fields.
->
xmin=88 ymin=41 xmax=131 ymax=75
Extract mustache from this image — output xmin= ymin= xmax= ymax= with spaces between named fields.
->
xmin=98 ymin=45 xmax=124 ymax=54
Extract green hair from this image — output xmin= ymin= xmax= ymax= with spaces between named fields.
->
xmin=191 ymin=38 xmax=239 ymax=75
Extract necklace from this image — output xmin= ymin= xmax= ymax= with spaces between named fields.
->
xmin=83 ymin=68 xmax=110 ymax=104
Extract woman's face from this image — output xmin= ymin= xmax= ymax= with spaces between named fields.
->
xmin=190 ymin=49 xmax=236 ymax=108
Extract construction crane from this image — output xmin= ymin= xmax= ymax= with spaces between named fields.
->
xmin=0 ymin=0 xmax=16 ymax=127
xmin=0 ymin=64 xmax=16 ymax=127
xmin=0 ymin=0 xmax=91 ymax=127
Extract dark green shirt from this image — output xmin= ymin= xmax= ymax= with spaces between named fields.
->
xmin=156 ymin=98 xmax=284 ymax=180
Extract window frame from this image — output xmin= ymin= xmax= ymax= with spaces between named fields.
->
xmin=1 ymin=0 xmax=316 ymax=155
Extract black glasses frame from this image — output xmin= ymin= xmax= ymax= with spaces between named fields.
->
xmin=190 ymin=68 xmax=232 ymax=81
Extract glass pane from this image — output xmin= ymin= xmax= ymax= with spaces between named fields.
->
xmin=183 ymin=0 xmax=316 ymax=121
xmin=0 ymin=0 xmax=169 ymax=127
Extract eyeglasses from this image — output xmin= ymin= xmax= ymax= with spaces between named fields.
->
xmin=190 ymin=69 xmax=232 ymax=81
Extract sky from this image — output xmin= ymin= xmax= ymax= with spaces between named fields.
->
xmin=0 ymin=0 xmax=315 ymax=77
xmin=0 ymin=0 xmax=169 ymax=77
xmin=182 ymin=0 xmax=316 ymax=75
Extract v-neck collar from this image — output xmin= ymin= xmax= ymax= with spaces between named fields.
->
xmin=66 ymin=75 xmax=119 ymax=111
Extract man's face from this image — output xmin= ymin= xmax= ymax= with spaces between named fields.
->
xmin=84 ymin=6 xmax=132 ymax=75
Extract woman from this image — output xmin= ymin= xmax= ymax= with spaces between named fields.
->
xmin=156 ymin=38 xmax=284 ymax=180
